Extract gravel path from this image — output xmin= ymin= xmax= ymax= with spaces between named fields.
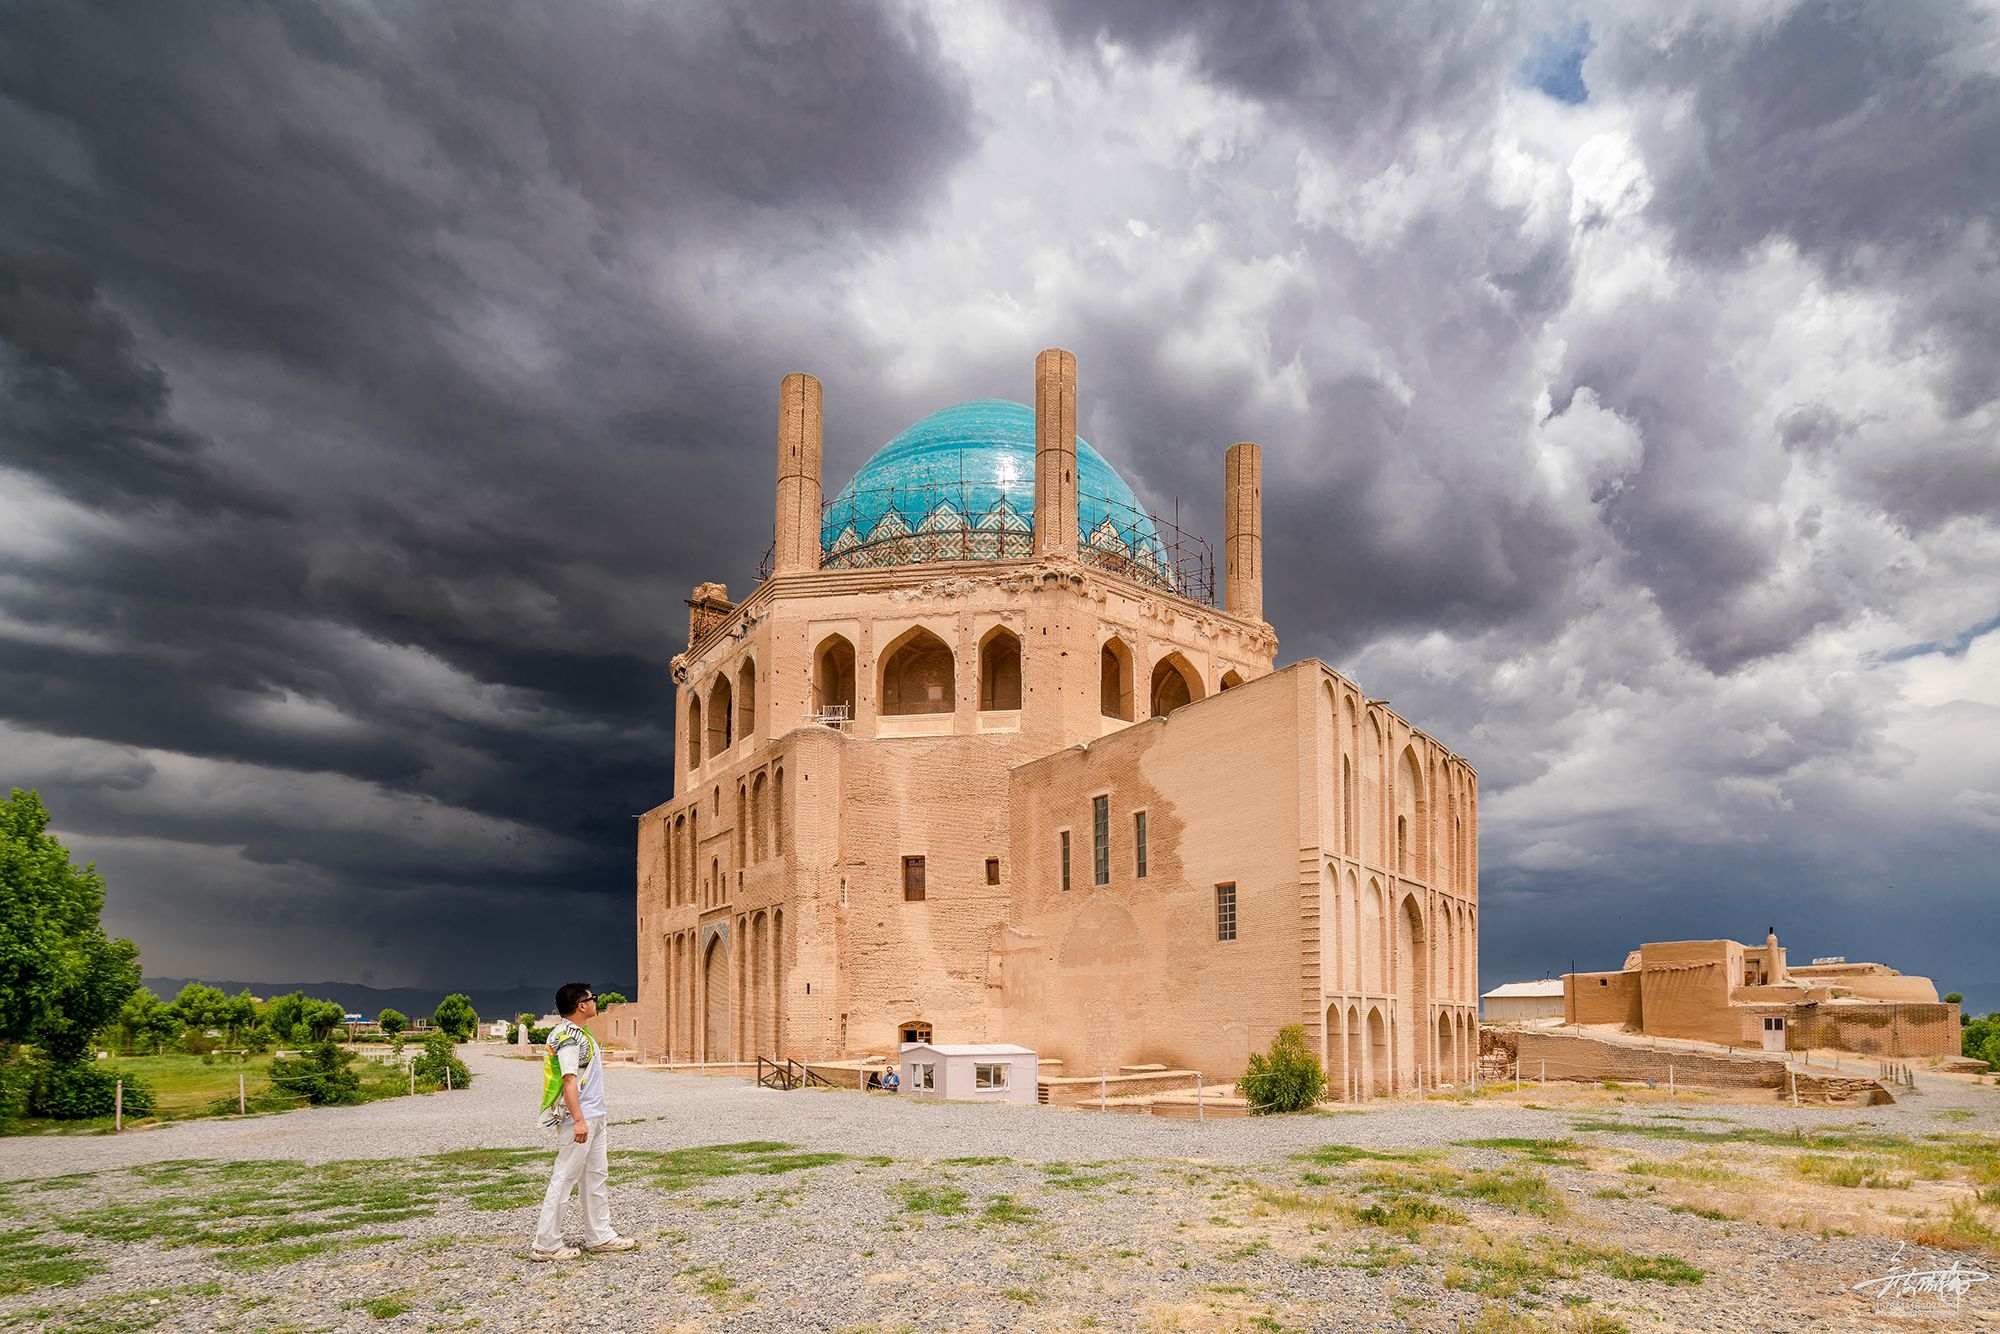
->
xmin=0 ymin=1048 xmax=1994 ymax=1333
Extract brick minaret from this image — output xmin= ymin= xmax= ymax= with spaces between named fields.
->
xmin=1225 ymin=441 xmax=1263 ymax=621
xmin=773 ymin=372 xmax=823 ymax=575
xmin=1033 ymin=348 xmax=1078 ymax=559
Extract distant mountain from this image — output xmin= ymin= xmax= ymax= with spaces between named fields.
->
xmin=141 ymin=977 xmax=636 ymax=1022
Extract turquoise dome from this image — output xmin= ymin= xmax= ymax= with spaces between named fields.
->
xmin=821 ymin=400 xmax=1169 ymax=584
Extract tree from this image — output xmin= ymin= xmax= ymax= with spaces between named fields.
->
xmin=268 ymin=1040 xmax=360 ymax=1105
xmin=411 ymin=1030 xmax=471 ymax=1091
xmin=170 ymin=983 xmax=230 ymax=1050
xmin=260 ymin=991 xmax=344 ymax=1045
xmin=222 ymin=990 xmax=258 ymax=1044
xmin=1944 ymin=992 xmax=1963 ymax=1005
xmin=1236 ymin=1025 xmax=1327 ymax=1114
xmin=300 ymin=998 xmax=345 ymax=1043
xmin=598 ymin=991 xmax=628 ymax=1007
xmin=1964 ymin=1013 xmax=2000 ymax=1072
xmin=377 ymin=1008 xmax=407 ymax=1038
xmin=432 ymin=994 xmax=477 ymax=1042
xmin=0 ymin=789 xmax=142 ymax=1063
xmin=111 ymin=988 xmax=180 ymax=1056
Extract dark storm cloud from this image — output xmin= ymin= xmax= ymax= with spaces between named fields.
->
xmin=0 ymin=0 xmax=976 ymax=984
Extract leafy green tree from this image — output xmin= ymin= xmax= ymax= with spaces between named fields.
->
xmin=377 ymin=1008 xmax=407 ymax=1038
xmin=261 ymin=992 xmax=311 ymax=1043
xmin=222 ymin=990 xmax=258 ymax=1044
xmin=1945 ymin=992 xmax=1963 ymax=1004
xmin=598 ymin=991 xmax=628 ymax=1007
xmin=112 ymin=988 xmax=180 ymax=1055
xmin=170 ymin=983 xmax=230 ymax=1051
xmin=1964 ymin=1013 xmax=2000 ymax=1071
xmin=1236 ymin=1024 xmax=1327 ymax=1114
xmin=268 ymin=1040 xmax=360 ymax=1105
xmin=300 ymin=998 xmax=345 ymax=1043
xmin=0 ymin=789 xmax=142 ymax=1063
xmin=410 ymin=1031 xmax=471 ymax=1092
xmin=432 ymin=994 xmax=477 ymax=1042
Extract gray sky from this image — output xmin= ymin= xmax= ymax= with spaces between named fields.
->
xmin=2 ymin=1 xmax=1995 ymax=1003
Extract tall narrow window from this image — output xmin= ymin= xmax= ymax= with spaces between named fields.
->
xmin=985 ymin=857 xmax=1000 ymax=885
xmin=1134 ymin=811 xmax=1149 ymax=879
xmin=1215 ymin=883 xmax=1237 ymax=941
xmin=902 ymin=856 xmax=926 ymax=902
xmin=1060 ymin=831 xmax=1071 ymax=892
xmin=1092 ymin=795 xmax=1110 ymax=886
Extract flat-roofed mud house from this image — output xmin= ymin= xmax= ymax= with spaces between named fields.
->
xmin=636 ymin=350 xmax=1480 ymax=1091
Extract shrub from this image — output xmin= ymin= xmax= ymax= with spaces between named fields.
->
xmin=1237 ymin=1024 xmax=1327 ymax=1114
xmin=269 ymin=1040 xmax=361 ymax=1106
xmin=1963 ymin=1014 xmax=2000 ymax=1071
xmin=411 ymin=1031 xmax=472 ymax=1092
xmin=29 ymin=1060 xmax=155 ymax=1119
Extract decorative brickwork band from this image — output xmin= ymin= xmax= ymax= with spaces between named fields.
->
xmin=1224 ymin=441 xmax=1263 ymax=621
xmin=774 ymin=372 xmax=824 ymax=574
xmin=1033 ymin=348 xmax=1078 ymax=558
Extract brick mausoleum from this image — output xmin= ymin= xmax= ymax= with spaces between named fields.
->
xmin=634 ymin=350 xmax=1480 ymax=1089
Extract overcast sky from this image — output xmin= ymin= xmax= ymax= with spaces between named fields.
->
xmin=3 ymin=1 xmax=1996 ymax=1005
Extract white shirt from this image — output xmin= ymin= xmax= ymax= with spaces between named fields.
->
xmin=549 ymin=1020 xmax=607 ymax=1121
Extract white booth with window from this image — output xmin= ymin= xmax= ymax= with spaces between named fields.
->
xmin=898 ymin=1042 xmax=1037 ymax=1105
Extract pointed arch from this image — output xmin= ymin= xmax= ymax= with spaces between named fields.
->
xmin=978 ymin=625 xmax=1023 ymax=711
xmin=1100 ymin=637 xmax=1134 ymax=720
xmin=736 ymin=657 xmax=757 ymax=740
xmin=880 ymin=626 xmax=955 ymax=715
xmin=751 ymin=770 xmax=769 ymax=862
xmin=1150 ymin=651 xmax=1204 ymax=717
xmin=706 ymin=675 xmax=734 ymax=756
xmin=1220 ymin=668 xmax=1244 ymax=691
xmin=773 ymin=767 xmax=786 ymax=856
xmin=687 ymin=694 xmax=703 ymax=770
xmin=1361 ymin=876 xmax=1384 ymax=994
xmin=1398 ymin=746 xmax=1426 ymax=880
xmin=812 ymin=634 xmax=856 ymax=722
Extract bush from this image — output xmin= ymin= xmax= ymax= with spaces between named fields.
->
xmin=29 ymin=1060 xmax=155 ymax=1119
xmin=410 ymin=1031 xmax=471 ymax=1092
xmin=1964 ymin=1013 xmax=2000 ymax=1071
xmin=1236 ymin=1024 xmax=1326 ymax=1114
xmin=269 ymin=1040 xmax=361 ymax=1106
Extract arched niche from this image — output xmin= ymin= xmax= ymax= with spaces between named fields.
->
xmin=736 ymin=658 xmax=757 ymax=740
xmin=978 ymin=627 xmax=1022 ymax=711
xmin=706 ymin=675 xmax=734 ymax=756
xmin=686 ymin=694 xmax=703 ymax=770
xmin=880 ymin=627 xmax=955 ymax=715
xmin=813 ymin=635 xmax=856 ymax=722
xmin=1150 ymin=652 xmax=1203 ymax=718
xmin=1100 ymin=638 xmax=1134 ymax=720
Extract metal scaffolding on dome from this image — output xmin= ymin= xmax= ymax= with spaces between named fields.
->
xmin=759 ymin=481 xmax=1215 ymax=606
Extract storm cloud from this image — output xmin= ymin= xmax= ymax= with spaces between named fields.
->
xmin=2 ymin=0 xmax=1995 ymax=1005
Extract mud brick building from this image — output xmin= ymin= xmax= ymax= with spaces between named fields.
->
xmin=635 ymin=350 xmax=1480 ymax=1089
xmin=1564 ymin=930 xmax=1960 ymax=1057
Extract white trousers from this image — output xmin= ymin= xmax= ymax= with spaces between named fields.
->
xmin=533 ymin=1116 xmax=614 ymax=1251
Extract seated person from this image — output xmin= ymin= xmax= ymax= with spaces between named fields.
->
xmin=865 ymin=1070 xmax=882 ymax=1091
xmin=883 ymin=1069 xmax=900 ymax=1093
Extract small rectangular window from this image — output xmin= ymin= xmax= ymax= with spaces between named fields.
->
xmin=1215 ymin=882 xmax=1237 ymax=942
xmin=1092 ymin=794 xmax=1110 ymax=886
xmin=1060 ymin=831 xmax=1071 ymax=892
xmin=912 ymin=1062 xmax=935 ymax=1091
xmin=1134 ymin=811 xmax=1148 ymax=878
xmin=985 ymin=857 xmax=1000 ymax=885
xmin=974 ymin=1062 xmax=1009 ymax=1090
xmin=903 ymin=856 xmax=925 ymax=902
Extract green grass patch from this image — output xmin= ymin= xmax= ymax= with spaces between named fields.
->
xmin=0 ymin=1225 xmax=102 ymax=1296
xmin=894 ymin=1183 xmax=969 ymax=1218
xmin=939 ymin=1155 xmax=1012 ymax=1166
xmin=1623 ymin=1156 xmax=1746 ymax=1184
xmin=624 ymin=1142 xmax=847 ymax=1192
xmin=1456 ymin=1137 xmax=1586 ymax=1166
xmin=1293 ymin=1144 xmax=1425 ymax=1166
xmin=979 ymin=1195 xmax=1039 ymax=1225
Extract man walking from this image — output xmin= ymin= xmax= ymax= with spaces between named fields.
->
xmin=531 ymin=982 xmax=637 ymax=1260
